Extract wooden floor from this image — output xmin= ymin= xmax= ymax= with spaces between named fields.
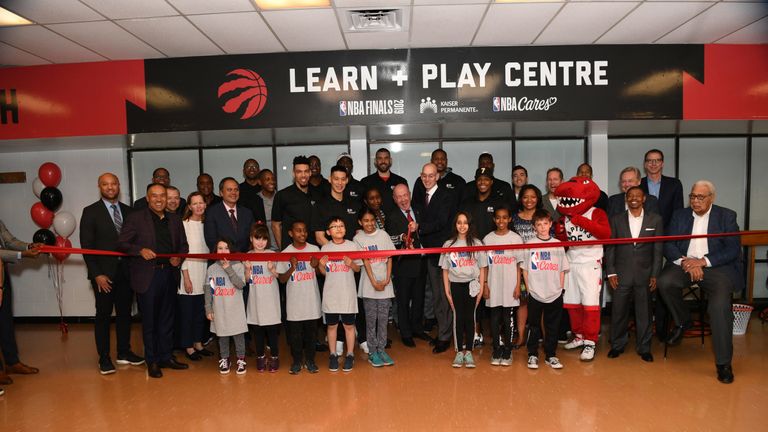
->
xmin=1 ymin=320 xmax=767 ymax=431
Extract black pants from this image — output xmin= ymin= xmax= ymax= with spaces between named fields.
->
xmin=610 ymin=282 xmax=653 ymax=354
xmin=0 ymin=266 xmax=19 ymax=366
xmin=450 ymin=282 xmax=476 ymax=351
xmin=657 ymin=264 xmax=734 ymax=365
xmin=354 ymin=272 xmax=366 ymax=344
xmin=92 ymin=267 xmax=133 ymax=359
xmin=288 ymin=319 xmax=316 ymax=365
xmin=393 ymin=273 xmax=425 ymax=338
xmin=251 ymin=324 xmax=280 ymax=357
xmin=137 ymin=268 xmax=176 ymax=364
xmin=527 ymin=294 xmax=563 ymax=358
xmin=490 ymin=306 xmax=515 ymax=352
xmin=177 ymin=294 xmax=206 ymax=349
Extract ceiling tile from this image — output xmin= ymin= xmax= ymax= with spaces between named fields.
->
xmin=261 ymin=9 xmax=345 ymax=51
xmin=1 ymin=0 xmax=104 ymax=24
xmin=536 ymin=2 xmax=639 ymax=45
xmin=345 ymin=30 xmax=410 ymax=49
xmin=658 ymin=2 xmax=768 ymax=43
xmin=0 ymin=42 xmax=50 ymax=66
xmin=117 ymin=16 xmax=224 ymax=57
xmin=414 ymin=0 xmax=489 ymax=4
xmin=167 ymin=0 xmax=256 ymax=14
xmin=474 ymin=3 xmax=563 ymax=46
xmin=47 ymin=21 xmax=164 ymax=60
xmin=81 ymin=0 xmax=179 ymax=20
xmin=411 ymin=4 xmax=488 ymax=47
xmin=188 ymin=12 xmax=284 ymax=54
xmin=718 ymin=15 xmax=768 ymax=44
xmin=0 ymin=25 xmax=104 ymax=63
xmin=598 ymin=2 xmax=713 ymax=44
xmin=334 ymin=0 xmax=410 ymax=7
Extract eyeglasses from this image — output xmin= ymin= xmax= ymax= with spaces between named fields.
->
xmin=644 ymin=158 xmax=663 ymax=165
xmin=329 ymin=225 xmax=345 ymax=230
xmin=689 ymin=193 xmax=712 ymax=201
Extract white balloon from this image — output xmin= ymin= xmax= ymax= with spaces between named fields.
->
xmin=53 ymin=211 xmax=76 ymax=238
xmin=32 ymin=177 xmax=45 ymax=198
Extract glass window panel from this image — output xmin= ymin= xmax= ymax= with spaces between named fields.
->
xmin=515 ymin=139 xmax=584 ymax=192
xmin=606 ymin=138 xmax=676 ymax=196
xmin=131 ymin=149 xmax=199 ymax=202
xmin=752 ymin=252 xmax=767 ymax=299
xmin=368 ymin=142 xmax=438 ymax=187
xmin=679 ymin=137 xmax=747 ymax=228
xmin=442 ymin=140 xmax=512 ymax=185
xmin=275 ymin=144 xmax=348 ymax=191
xmin=678 ymin=120 xmax=750 ymax=135
xmin=202 ymin=147 xmax=273 ymax=191
xmin=750 ymin=138 xmax=768 ymax=230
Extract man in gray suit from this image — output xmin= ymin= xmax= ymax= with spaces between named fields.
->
xmin=607 ymin=166 xmax=660 ymax=218
xmin=605 ymin=186 xmax=663 ymax=362
xmin=542 ymin=167 xmax=563 ymax=222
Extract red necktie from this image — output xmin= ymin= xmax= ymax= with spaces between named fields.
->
xmin=405 ymin=209 xmax=414 ymax=248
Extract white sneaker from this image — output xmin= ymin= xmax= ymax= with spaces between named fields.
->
xmin=335 ymin=341 xmax=344 ymax=356
xmin=527 ymin=355 xmax=539 ymax=369
xmin=490 ymin=356 xmax=501 ymax=366
xmin=564 ymin=337 xmax=584 ymax=350
xmin=545 ymin=357 xmax=564 ymax=369
xmin=452 ymin=351 xmax=464 ymax=368
xmin=359 ymin=341 xmax=369 ymax=354
xmin=580 ymin=342 xmax=596 ymax=361
xmin=500 ymin=354 xmax=512 ymax=367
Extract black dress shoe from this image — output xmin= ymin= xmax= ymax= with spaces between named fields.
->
xmin=148 ymin=363 xmax=163 ymax=378
xmin=716 ymin=364 xmax=734 ymax=384
xmin=385 ymin=338 xmax=392 ymax=349
xmin=185 ymin=351 xmax=203 ymax=361
xmin=195 ymin=348 xmax=214 ymax=357
xmin=639 ymin=353 xmax=654 ymax=363
xmin=159 ymin=358 xmax=189 ymax=370
xmin=432 ymin=340 xmax=450 ymax=354
xmin=665 ymin=326 xmax=685 ymax=345
xmin=607 ymin=349 xmax=623 ymax=359
xmin=413 ymin=332 xmax=433 ymax=342
xmin=401 ymin=337 xmax=416 ymax=348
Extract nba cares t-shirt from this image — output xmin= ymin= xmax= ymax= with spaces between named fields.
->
xmin=524 ymin=237 xmax=569 ymax=304
xmin=276 ymin=244 xmax=321 ymax=321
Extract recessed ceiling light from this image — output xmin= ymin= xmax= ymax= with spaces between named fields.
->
xmin=253 ymin=0 xmax=330 ymax=10
xmin=0 ymin=7 xmax=33 ymax=27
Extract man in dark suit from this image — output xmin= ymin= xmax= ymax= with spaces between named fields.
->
xmin=204 ymin=177 xmax=257 ymax=253
xmin=605 ymin=186 xmax=663 ymax=362
xmin=413 ymin=163 xmax=455 ymax=354
xmin=133 ymin=167 xmax=186 ymax=211
xmin=657 ymin=180 xmax=742 ymax=384
xmin=413 ymin=149 xmax=465 ymax=215
xmin=118 ymin=183 xmax=189 ymax=378
xmin=542 ymin=167 xmax=563 ymax=222
xmin=641 ymin=149 xmax=683 ymax=229
xmin=386 ymin=184 xmax=428 ymax=348
xmin=607 ymin=166 xmax=660 ymax=217
xmin=463 ymin=152 xmax=514 ymax=210
xmin=80 ymin=173 xmax=144 ymax=374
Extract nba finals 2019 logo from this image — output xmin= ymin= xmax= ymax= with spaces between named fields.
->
xmin=218 ymin=69 xmax=268 ymax=120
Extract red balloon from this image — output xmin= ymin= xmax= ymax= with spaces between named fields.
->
xmin=38 ymin=162 xmax=62 ymax=187
xmin=31 ymin=202 xmax=54 ymax=228
xmin=52 ymin=236 xmax=72 ymax=262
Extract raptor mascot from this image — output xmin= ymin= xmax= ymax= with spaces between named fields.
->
xmin=555 ymin=176 xmax=611 ymax=361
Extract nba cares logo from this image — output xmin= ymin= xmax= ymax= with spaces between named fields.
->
xmin=218 ymin=69 xmax=268 ymax=120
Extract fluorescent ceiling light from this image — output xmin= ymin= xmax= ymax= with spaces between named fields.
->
xmin=254 ymin=0 xmax=330 ymax=10
xmin=0 ymin=7 xmax=32 ymax=27
xmin=389 ymin=124 xmax=403 ymax=135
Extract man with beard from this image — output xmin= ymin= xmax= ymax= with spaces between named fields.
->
xmin=308 ymin=155 xmax=331 ymax=197
xmin=239 ymin=158 xmax=262 ymax=207
xmin=257 ymin=169 xmax=278 ymax=249
xmin=362 ymin=148 xmax=407 ymax=216
xmin=272 ymin=156 xmax=322 ymax=249
xmin=197 ymin=173 xmax=222 ymax=207
xmin=464 ymin=153 xmax=514 ymax=211
xmin=134 ymin=168 xmax=186 ymax=211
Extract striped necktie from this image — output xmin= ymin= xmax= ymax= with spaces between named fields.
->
xmin=111 ymin=204 xmax=122 ymax=234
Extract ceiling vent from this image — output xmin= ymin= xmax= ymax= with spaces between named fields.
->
xmin=345 ymin=9 xmax=403 ymax=32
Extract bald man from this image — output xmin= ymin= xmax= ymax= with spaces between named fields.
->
xmin=80 ymin=173 xmax=144 ymax=375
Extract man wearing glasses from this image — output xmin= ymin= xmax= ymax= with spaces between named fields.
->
xmin=657 ymin=180 xmax=742 ymax=384
xmin=640 ymin=149 xmax=683 ymax=229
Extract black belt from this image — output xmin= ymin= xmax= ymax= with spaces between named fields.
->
xmin=153 ymin=263 xmax=173 ymax=269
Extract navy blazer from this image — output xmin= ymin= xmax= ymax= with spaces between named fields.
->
xmin=664 ymin=205 xmax=743 ymax=293
xmin=204 ymin=202 xmax=255 ymax=253
xmin=641 ymin=175 xmax=683 ymax=228
xmin=117 ymin=208 xmax=188 ymax=294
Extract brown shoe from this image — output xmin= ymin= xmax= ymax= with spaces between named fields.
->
xmin=7 ymin=362 xmax=39 ymax=374
xmin=0 ymin=371 xmax=12 ymax=385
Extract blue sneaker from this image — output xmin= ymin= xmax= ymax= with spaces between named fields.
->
xmin=343 ymin=354 xmax=354 ymax=372
xmin=379 ymin=351 xmax=394 ymax=366
xmin=329 ymin=354 xmax=339 ymax=372
xmin=368 ymin=352 xmax=384 ymax=368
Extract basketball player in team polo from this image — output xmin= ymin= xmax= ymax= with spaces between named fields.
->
xmin=554 ymin=177 xmax=611 ymax=361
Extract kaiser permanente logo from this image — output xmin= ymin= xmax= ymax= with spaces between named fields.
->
xmin=493 ymin=96 xmax=558 ymax=112
xmin=419 ymin=97 xmax=438 ymax=113
xmin=218 ymin=69 xmax=268 ymax=120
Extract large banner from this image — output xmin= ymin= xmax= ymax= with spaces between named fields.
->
xmin=1 ymin=44 xmax=766 ymax=139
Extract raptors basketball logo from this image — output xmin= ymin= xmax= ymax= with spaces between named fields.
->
xmin=218 ymin=69 xmax=268 ymax=120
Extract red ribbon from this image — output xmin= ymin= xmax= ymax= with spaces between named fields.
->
xmin=38 ymin=230 xmax=767 ymax=262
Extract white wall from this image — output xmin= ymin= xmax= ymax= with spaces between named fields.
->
xmin=0 ymin=137 xmax=127 ymax=316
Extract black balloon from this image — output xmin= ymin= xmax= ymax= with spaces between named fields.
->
xmin=40 ymin=186 xmax=63 ymax=211
xmin=33 ymin=228 xmax=56 ymax=246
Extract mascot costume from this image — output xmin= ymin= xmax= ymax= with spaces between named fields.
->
xmin=555 ymin=176 xmax=611 ymax=361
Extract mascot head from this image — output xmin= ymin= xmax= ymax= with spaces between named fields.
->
xmin=555 ymin=176 xmax=600 ymax=216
